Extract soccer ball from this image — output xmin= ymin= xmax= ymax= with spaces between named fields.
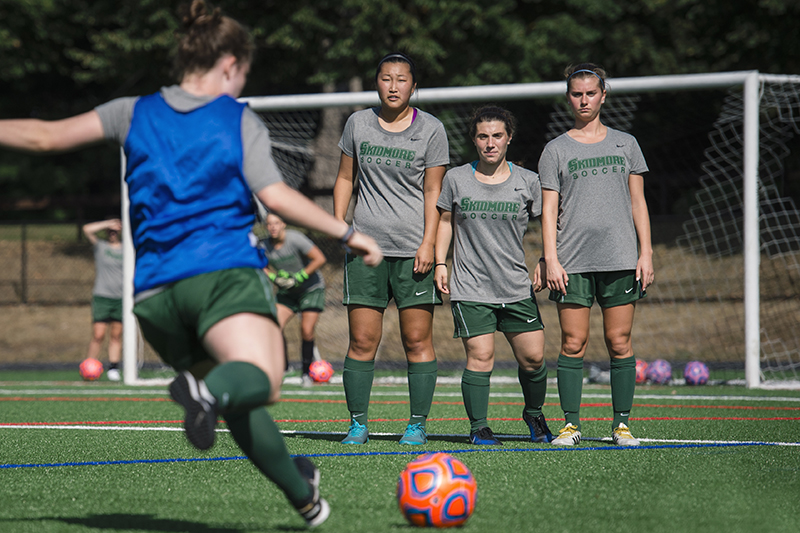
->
xmin=79 ymin=357 xmax=104 ymax=381
xmin=645 ymin=358 xmax=672 ymax=384
xmin=684 ymin=361 xmax=710 ymax=385
xmin=397 ymin=453 xmax=477 ymax=528
xmin=308 ymin=360 xmax=334 ymax=383
xmin=635 ymin=360 xmax=649 ymax=384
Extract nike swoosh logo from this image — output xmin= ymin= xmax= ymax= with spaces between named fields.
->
xmin=415 ymin=291 xmax=428 ymax=296
xmin=616 ymin=144 xmax=625 ymax=147
xmin=527 ymin=318 xmax=537 ymax=323
xmin=625 ymin=288 xmax=634 ymax=293
xmin=410 ymin=138 xmax=422 ymax=141
xmin=514 ymin=187 xmax=524 ymax=191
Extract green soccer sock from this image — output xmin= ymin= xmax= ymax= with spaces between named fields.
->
xmin=203 ymin=361 xmax=271 ymax=413
xmin=407 ymin=360 xmax=438 ymax=428
xmin=518 ymin=364 xmax=548 ymax=418
xmin=557 ymin=354 xmax=584 ymax=430
xmin=343 ymin=356 xmax=374 ymax=427
xmin=461 ymin=369 xmax=492 ymax=432
xmin=611 ymin=356 xmax=637 ymax=429
xmin=224 ymin=407 xmax=311 ymax=506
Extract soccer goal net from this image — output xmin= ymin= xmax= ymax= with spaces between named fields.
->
xmin=122 ymin=71 xmax=800 ymax=389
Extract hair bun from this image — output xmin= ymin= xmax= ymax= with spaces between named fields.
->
xmin=182 ymin=0 xmax=222 ymax=30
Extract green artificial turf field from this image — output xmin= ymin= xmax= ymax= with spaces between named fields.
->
xmin=1 ymin=369 xmax=799 ymax=532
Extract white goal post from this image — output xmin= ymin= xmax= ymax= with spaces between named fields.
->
xmin=121 ymin=70 xmax=800 ymax=388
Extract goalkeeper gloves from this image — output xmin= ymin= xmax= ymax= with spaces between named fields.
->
xmin=271 ymin=269 xmax=308 ymax=290
xmin=293 ymin=270 xmax=309 ymax=284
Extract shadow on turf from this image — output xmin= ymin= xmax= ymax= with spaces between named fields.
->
xmin=283 ymin=430 xmax=540 ymax=445
xmin=4 ymin=513 xmax=307 ymax=532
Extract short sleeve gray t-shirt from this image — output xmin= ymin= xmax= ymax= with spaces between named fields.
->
xmin=92 ymin=240 xmax=124 ymax=299
xmin=437 ymin=162 xmax=541 ymax=303
xmin=95 ymin=85 xmax=283 ymax=194
xmin=338 ymin=108 xmax=450 ymax=257
xmin=260 ymin=229 xmax=325 ymax=292
xmin=538 ymin=128 xmax=648 ymax=273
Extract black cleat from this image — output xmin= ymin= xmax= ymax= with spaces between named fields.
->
xmin=523 ymin=411 xmax=554 ymax=443
xmin=168 ymin=372 xmax=217 ymax=450
xmin=293 ymin=457 xmax=331 ymax=528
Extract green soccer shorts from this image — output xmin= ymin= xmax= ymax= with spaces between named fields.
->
xmin=91 ymin=295 xmax=122 ymax=323
xmin=277 ymin=287 xmax=326 ymax=314
xmin=548 ymin=270 xmax=644 ymax=308
xmin=343 ymin=254 xmax=442 ymax=309
xmin=133 ymin=268 xmax=278 ymax=371
xmin=451 ymin=297 xmax=544 ymax=338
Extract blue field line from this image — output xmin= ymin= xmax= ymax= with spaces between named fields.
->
xmin=1 ymin=440 xmax=791 ymax=470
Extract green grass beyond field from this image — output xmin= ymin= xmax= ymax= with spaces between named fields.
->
xmin=1 ymin=369 xmax=799 ymax=532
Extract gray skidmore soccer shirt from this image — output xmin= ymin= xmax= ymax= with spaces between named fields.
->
xmin=338 ymin=108 xmax=450 ymax=257
xmin=260 ymin=229 xmax=325 ymax=292
xmin=92 ymin=240 xmax=124 ymax=299
xmin=437 ymin=162 xmax=541 ymax=303
xmin=95 ymin=85 xmax=284 ymax=194
xmin=538 ymin=128 xmax=648 ymax=273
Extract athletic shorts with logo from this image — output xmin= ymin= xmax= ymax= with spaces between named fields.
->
xmin=451 ymin=297 xmax=544 ymax=338
xmin=133 ymin=268 xmax=277 ymax=371
xmin=548 ymin=270 xmax=644 ymax=308
xmin=277 ymin=287 xmax=326 ymax=314
xmin=343 ymin=255 xmax=442 ymax=309
xmin=92 ymin=295 xmax=122 ymax=323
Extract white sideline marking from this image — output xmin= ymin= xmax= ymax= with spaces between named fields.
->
xmin=1 ymin=424 xmax=799 ymax=448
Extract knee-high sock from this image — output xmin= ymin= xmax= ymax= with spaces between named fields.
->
xmin=557 ymin=354 xmax=584 ymax=430
xmin=611 ymin=356 xmax=636 ymax=429
xmin=518 ymin=364 xmax=548 ymax=418
xmin=302 ymin=340 xmax=314 ymax=375
xmin=461 ymin=369 xmax=491 ymax=432
xmin=204 ymin=361 xmax=272 ymax=413
xmin=342 ymin=357 xmax=374 ymax=426
xmin=407 ymin=360 xmax=438 ymax=428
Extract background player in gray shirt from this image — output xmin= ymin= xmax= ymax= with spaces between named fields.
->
xmin=538 ymin=63 xmax=655 ymax=448
xmin=435 ymin=106 xmax=553 ymax=446
xmin=333 ymin=52 xmax=450 ymax=446
xmin=83 ymin=218 xmax=124 ymax=381
xmin=261 ymin=213 xmax=327 ymax=386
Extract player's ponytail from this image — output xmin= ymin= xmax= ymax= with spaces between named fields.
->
xmin=174 ymin=0 xmax=254 ymax=80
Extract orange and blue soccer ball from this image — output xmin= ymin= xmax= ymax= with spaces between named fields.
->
xmin=646 ymin=358 xmax=672 ymax=384
xmin=79 ymin=357 xmax=104 ymax=381
xmin=684 ymin=361 xmax=710 ymax=385
xmin=397 ymin=452 xmax=477 ymax=528
xmin=308 ymin=360 xmax=334 ymax=383
xmin=635 ymin=360 xmax=649 ymax=384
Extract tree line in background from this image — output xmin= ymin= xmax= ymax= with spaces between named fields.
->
xmin=1 ymin=0 xmax=798 ymax=220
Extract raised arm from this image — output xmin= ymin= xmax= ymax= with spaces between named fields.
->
xmin=0 ymin=111 xmax=105 ymax=153
xmin=82 ymin=219 xmax=121 ymax=246
xmin=629 ymin=173 xmax=654 ymax=289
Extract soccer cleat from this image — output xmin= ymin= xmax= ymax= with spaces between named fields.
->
xmin=301 ymin=374 xmax=314 ymax=388
xmin=469 ymin=426 xmax=502 ymax=446
xmin=612 ymin=423 xmax=641 ymax=446
xmin=551 ymin=423 xmax=582 ymax=446
xmin=293 ymin=457 xmax=331 ymax=528
xmin=106 ymin=368 xmax=121 ymax=382
xmin=168 ymin=371 xmax=218 ymax=450
xmin=522 ymin=411 xmax=554 ymax=443
xmin=399 ymin=423 xmax=427 ymax=445
xmin=341 ymin=420 xmax=369 ymax=444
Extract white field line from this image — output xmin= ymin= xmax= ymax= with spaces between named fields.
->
xmin=1 ymin=424 xmax=798 ymax=448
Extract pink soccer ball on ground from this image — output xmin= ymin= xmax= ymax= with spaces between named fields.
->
xmin=684 ymin=361 xmax=710 ymax=385
xmin=308 ymin=360 xmax=334 ymax=383
xmin=646 ymin=359 xmax=672 ymax=384
xmin=635 ymin=360 xmax=649 ymax=384
xmin=79 ymin=357 xmax=104 ymax=381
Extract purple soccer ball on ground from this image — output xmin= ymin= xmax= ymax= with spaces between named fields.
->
xmin=684 ymin=361 xmax=710 ymax=385
xmin=646 ymin=359 xmax=672 ymax=384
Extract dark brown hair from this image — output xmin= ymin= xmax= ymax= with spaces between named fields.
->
xmin=375 ymin=52 xmax=417 ymax=84
xmin=174 ymin=0 xmax=254 ymax=79
xmin=564 ymin=63 xmax=608 ymax=92
xmin=468 ymin=105 xmax=517 ymax=139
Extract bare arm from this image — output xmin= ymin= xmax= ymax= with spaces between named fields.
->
xmin=416 ymin=164 xmax=446 ymax=274
xmin=0 ymin=111 xmax=105 ymax=153
xmin=433 ymin=208 xmax=453 ymax=294
xmin=332 ymin=152 xmax=357 ymax=222
xmin=542 ymin=188 xmax=568 ymax=293
xmin=302 ymin=245 xmax=327 ymax=277
xmin=629 ymin=173 xmax=654 ymax=288
xmin=82 ymin=219 xmax=121 ymax=246
xmin=256 ymin=181 xmax=382 ymax=266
